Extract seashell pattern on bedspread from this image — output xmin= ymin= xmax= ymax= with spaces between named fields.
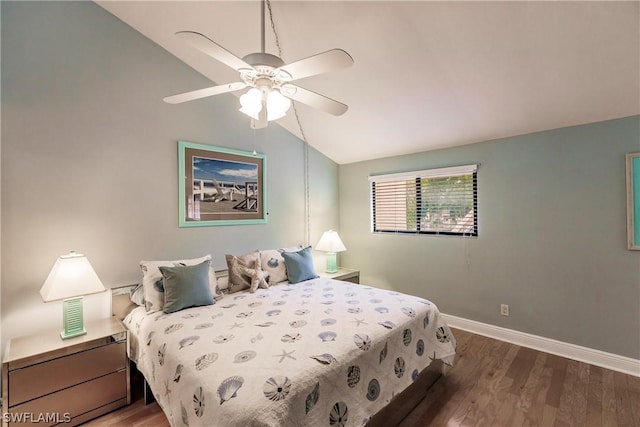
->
xmin=124 ymin=277 xmax=456 ymax=427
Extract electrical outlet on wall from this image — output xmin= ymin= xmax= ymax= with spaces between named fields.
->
xmin=500 ymin=304 xmax=510 ymax=316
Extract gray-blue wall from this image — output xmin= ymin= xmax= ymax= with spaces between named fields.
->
xmin=2 ymin=1 xmax=638 ymax=367
xmin=339 ymin=116 xmax=640 ymax=359
xmin=0 ymin=2 xmax=339 ymax=351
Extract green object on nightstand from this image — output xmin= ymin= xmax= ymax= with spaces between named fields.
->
xmin=324 ymin=252 xmax=338 ymax=273
xmin=61 ymin=296 xmax=87 ymax=339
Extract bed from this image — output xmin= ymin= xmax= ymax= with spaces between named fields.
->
xmin=112 ymin=251 xmax=457 ymax=427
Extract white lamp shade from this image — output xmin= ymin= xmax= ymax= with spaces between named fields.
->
xmin=316 ymin=230 xmax=347 ymax=253
xmin=40 ymin=252 xmax=105 ymax=302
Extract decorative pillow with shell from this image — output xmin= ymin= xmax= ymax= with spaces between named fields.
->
xmin=225 ymin=251 xmax=261 ymax=293
xmin=251 ymin=269 xmax=269 ymax=292
xmin=235 ymin=264 xmax=270 ymax=293
xmin=140 ymin=254 xmax=220 ymax=313
xmin=259 ymin=245 xmax=303 ymax=284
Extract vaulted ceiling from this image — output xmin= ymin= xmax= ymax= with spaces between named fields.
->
xmin=97 ymin=1 xmax=639 ymax=164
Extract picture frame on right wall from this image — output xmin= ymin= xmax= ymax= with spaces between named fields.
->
xmin=627 ymin=152 xmax=640 ymax=250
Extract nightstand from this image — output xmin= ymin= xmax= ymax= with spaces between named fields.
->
xmin=319 ymin=267 xmax=360 ymax=284
xmin=2 ymin=317 xmax=129 ymax=427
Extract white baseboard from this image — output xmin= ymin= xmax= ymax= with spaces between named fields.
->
xmin=441 ymin=313 xmax=640 ymax=378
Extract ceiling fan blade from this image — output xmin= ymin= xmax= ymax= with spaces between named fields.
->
xmin=176 ymin=31 xmax=253 ymax=71
xmin=281 ymin=84 xmax=348 ymax=116
xmin=276 ymin=49 xmax=353 ymax=81
xmin=163 ymin=82 xmax=246 ymax=104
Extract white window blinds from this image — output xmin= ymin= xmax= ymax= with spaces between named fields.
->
xmin=369 ymin=164 xmax=478 ymax=236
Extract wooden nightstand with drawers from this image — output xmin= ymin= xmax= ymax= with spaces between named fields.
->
xmin=2 ymin=317 xmax=129 ymax=426
xmin=319 ymin=268 xmax=360 ymax=284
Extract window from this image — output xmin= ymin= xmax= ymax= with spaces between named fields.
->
xmin=369 ymin=164 xmax=478 ymax=236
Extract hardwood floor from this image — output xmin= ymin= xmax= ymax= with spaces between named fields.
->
xmin=399 ymin=329 xmax=639 ymax=427
xmin=84 ymin=329 xmax=640 ymax=427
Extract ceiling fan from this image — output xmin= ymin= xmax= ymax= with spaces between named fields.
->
xmin=163 ymin=0 xmax=354 ymax=129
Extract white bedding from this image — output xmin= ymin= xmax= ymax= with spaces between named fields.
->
xmin=124 ymin=277 xmax=456 ymax=427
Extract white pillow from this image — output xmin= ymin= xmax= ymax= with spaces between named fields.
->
xmin=130 ymin=284 xmax=145 ymax=306
xmin=140 ymin=254 xmax=220 ymax=313
xmin=259 ymin=245 xmax=303 ymax=284
xmin=216 ymin=274 xmax=229 ymax=291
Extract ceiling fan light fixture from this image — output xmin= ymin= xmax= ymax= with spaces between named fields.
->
xmin=239 ymin=88 xmax=263 ymax=119
xmin=239 ymin=88 xmax=291 ymax=122
xmin=266 ymin=90 xmax=291 ymax=120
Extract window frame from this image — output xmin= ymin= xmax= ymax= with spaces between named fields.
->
xmin=369 ymin=164 xmax=478 ymax=237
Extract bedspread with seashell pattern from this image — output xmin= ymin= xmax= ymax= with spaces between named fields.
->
xmin=124 ymin=277 xmax=457 ymax=427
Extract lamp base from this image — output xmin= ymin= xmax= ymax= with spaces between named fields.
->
xmin=61 ymin=297 xmax=87 ymax=340
xmin=61 ymin=329 xmax=87 ymax=340
xmin=325 ymin=252 xmax=338 ymax=274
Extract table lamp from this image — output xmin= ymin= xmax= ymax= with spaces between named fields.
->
xmin=40 ymin=251 xmax=105 ymax=339
xmin=315 ymin=230 xmax=347 ymax=273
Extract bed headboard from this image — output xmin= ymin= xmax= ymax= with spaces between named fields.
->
xmin=111 ymin=284 xmax=139 ymax=321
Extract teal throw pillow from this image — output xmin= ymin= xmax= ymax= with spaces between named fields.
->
xmin=160 ymin=261 xmax=214 ymax=313
xmin=281 ymin=246 xmax=319 ymax=284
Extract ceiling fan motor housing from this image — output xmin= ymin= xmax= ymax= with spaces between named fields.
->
xmin=241 ymin=52 xmax=292 ymax=86
xmin=242 ymin=52 xmax=285 ymax=69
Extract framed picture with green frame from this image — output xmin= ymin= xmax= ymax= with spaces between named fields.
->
xmin=627 ymin=152 xmax=640 ymax=250
xmin=178 ymin=141 xmax=267 ymax=227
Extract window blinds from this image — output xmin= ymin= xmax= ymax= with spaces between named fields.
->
xmin=369 ymin=164 xmax=478 ymax=236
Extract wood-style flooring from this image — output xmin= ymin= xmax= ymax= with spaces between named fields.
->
xmin=84 ymin=328 xmax=640 ymax=426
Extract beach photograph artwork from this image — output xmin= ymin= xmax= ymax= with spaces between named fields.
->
xmin=179 ymin=141 xmax=266 ymax=227
xmin=191 ymin=156 xmax=260 ymax=214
